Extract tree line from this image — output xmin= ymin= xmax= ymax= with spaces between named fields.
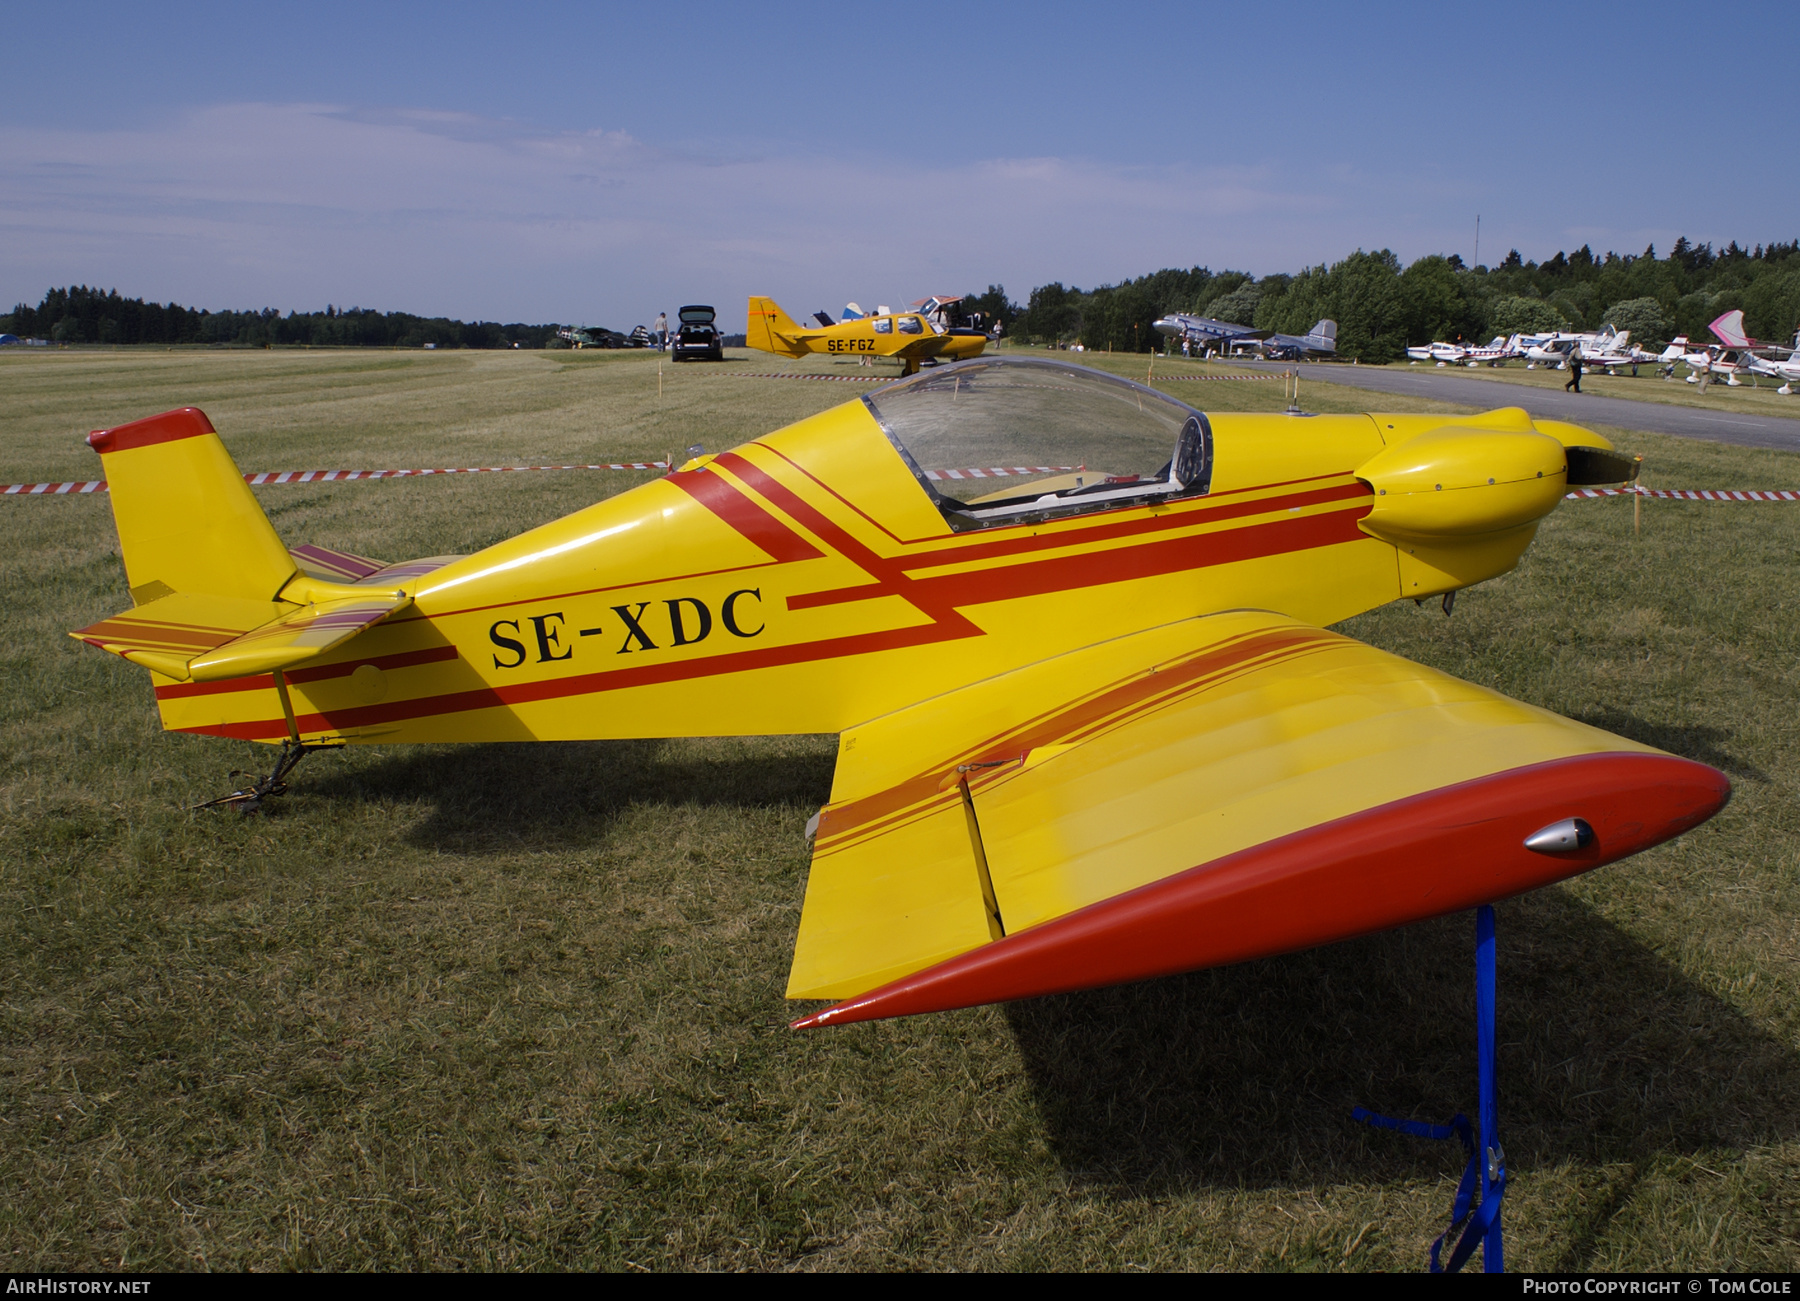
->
xmin=985 ymin=238 xmax=1800 ymax=362
xmin=1 ymin=287 xmax=564 ymax=349
xmin=12 ymin=237 xmax=1799 ymax=363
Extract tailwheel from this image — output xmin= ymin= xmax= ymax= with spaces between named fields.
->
xmin=190 ymin=738 xmax=345 ymax=815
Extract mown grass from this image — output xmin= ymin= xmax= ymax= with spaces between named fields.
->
xmin=2 ymin=346 xmax=1798 ymax=1271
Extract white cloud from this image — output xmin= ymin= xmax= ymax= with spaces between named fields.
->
xmin=0 ymin=103 xmax=1452 ymax=326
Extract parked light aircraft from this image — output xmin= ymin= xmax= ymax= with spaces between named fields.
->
xmin=1408 ymin=337 xmax=1523 ymax=368
xmin=70 ymin=358 xmax=1726 ymax=1027
xmin=747 ymin=297 xmax=985 ymax=374
xmin=1744 ymin=348 xmax=1800 ymax=393
xmin=1408 ymin=339 xmax=1515 ymax=366
xmin=1524 ymin=331 xmax=1602 ymax=369
xmin=1461 ymin=336 xmax=1523 ymax=367
xmin=913 ymin=296 xmax=1000 ymax=347
xmin=1709 ymin=309 xmax=1796 ymax=357
xmin=555 ymin=325 xmax=624 ymax=350
xmin=1658 ymin=337 xmax=1755 ymax=386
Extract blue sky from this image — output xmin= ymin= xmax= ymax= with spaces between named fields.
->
xmin=2 ymin=3 xmax=1794 ymax=329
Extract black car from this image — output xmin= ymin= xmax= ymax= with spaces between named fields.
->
xmin=672 ymin=304 xmax=725 ymax=361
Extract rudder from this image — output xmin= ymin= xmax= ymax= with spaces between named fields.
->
xmin=745 ymin=296 xmax=808 ymax=357
xmin=89 ymin=407 xmax=296 ymax=604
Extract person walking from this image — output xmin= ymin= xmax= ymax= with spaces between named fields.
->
xmin=1564 ymin=346 xmax=1584 ymax=393
xmin=653 ymin=311 xmax=668 ymax=352
xmin=1696 ymin=353 xmax=1712 ymax=393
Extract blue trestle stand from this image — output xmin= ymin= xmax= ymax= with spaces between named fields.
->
xmin=1353 ymin=903 xmax=1507 ymax=1273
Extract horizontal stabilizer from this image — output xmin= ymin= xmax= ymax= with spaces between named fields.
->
xmin=73 ymin=591 xmax=291 ymax=680
xmin=73 ymin=587 xmax=412 ymax=682
xmin=185 ymin=591 xmax=411 ymax=681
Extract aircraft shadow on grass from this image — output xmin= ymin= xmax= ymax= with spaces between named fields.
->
xmin=1564 ymin=708 xmax=1771 ymax=784
xmin=305 ymin=738 xmax=836 ymax=851
xmin=1004 ymin=888 xmax=1799 ymax=1264
xmin=308 ymin=738 xmax=1790 ymax=1267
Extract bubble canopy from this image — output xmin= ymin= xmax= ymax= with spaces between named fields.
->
xmin=863 ymin=357 xmax=1213 ymax=529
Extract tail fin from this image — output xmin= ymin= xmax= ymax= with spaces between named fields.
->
xmin=89 ymin=407 xmax=296 ymax=604
xmin=745 ymin=297 xmax=808 ymax=357
xmin=76 ymin=407 xmax=413 ymax=684
xmin=1709 ymin=309 xmax=1750 ymax=348
xmin=1309 ymin=319 xmax=1338 ymax=347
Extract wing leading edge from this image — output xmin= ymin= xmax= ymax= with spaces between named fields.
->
xmin=788 ymin=610 xmax=1728 ymax=1024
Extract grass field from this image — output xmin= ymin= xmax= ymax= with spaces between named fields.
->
xmin=3 ymin=346 xmax=1799 ymax=1271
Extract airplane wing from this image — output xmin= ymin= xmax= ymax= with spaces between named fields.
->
xmin=788 ymin=609 xmax=1727 ymax=1025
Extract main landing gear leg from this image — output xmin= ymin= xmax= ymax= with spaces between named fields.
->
xmin=1353 ymin=904 xmax=1507 ymax=1272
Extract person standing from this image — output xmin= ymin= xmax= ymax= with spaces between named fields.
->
xmin=1696 ymin=353 xmax=1712 ymax=393
xmin=653 ymin=311 xmax=668 ymax=352
xmin=1564 ymin=346 xmax=1584 ymax=393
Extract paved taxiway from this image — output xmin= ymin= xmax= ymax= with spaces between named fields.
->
xmin=1242 ymin=362 xmax=1800 ymax=452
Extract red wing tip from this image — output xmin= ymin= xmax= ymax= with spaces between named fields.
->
xmin=789 ymin=1000 xmax=875 ymax=1031
xmin=789 ymin=753 xmax=1734 ymax=1031
xmin=87 ymin=407 xmax=215 ymax=455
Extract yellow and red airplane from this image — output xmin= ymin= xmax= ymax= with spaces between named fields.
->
xmin=746 ymin=296 xmax=986 ymax=374
xmin=71 ymin=358 xmax=1726 ymax=1027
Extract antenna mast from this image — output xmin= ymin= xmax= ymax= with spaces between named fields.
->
xmin=1474 ymin=215 xmax=1481 ymax=270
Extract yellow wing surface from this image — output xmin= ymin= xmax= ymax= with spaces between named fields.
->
xmin=790 ymin=609 xmax=1728 ymax=1025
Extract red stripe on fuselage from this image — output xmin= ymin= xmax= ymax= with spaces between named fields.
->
xmin=154 ymin=645 xmax=461 ymax=699
xmin=170 ymin=467 xmax=1377 ymax=738
xmin=669 ymin=467 xmax=825 ymax=563
xmin=898 ymin=478 xmax=1369 ymax=573
xmin=175 ymin=618 xmax=972 ymax=741
xmin=913 ymin=506 xmax=1368 ymax=608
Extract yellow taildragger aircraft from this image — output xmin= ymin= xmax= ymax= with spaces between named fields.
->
xmin=72 ymin=357 xmax=1727 ymax=1028
xmin=746 ymin=296 xmax=986 ymax=374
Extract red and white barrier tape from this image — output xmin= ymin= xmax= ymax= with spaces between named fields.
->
xmin=3 ymin=462 xmax=669 ymax=496
xmin=731 ymin=372 xmax=889 ymax=382
xmin=1154 ymin=373 xmax=1276 ymax=382
xmin=1566 ymin=487 xmax=1800 ymax=501
xmin=9 ymin=468 xmax=1794 ymax=501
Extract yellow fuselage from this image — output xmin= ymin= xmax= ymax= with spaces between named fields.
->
xmin=153 ymin=400 xmax=1587 ymax=747
xmin=745 ymin=296 xmax=983 ymax=374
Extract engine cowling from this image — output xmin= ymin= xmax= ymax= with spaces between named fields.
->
xmin=1352 ymin=408 xmax=1619 ymax=600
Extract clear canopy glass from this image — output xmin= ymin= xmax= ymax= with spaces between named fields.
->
xmin=863 ymin=357 xmax=1213 ymax=528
